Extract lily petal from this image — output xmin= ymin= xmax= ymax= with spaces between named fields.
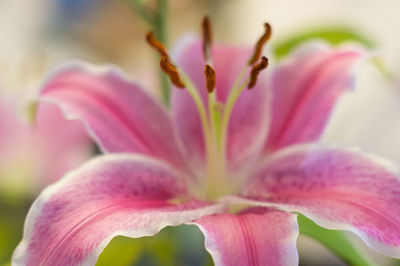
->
xmin=40 ymin=61 xmax=187 ymax=170
xmin=0 ymin=95 xmax=92 ymax=192
xmin=35 ymin=101 xmax=93 ymax=186
xmin=233 ymin=144 xmax=400 ymax=258
xmin=193 ymin=207 xmax=298 ymax=266
xmin=13 ymin=154 xmax=223 ymax=265
xmin=265 ymin=43 xmax=364 ymax=152
xmin=172 ymin=37 xmax=270 ymax=169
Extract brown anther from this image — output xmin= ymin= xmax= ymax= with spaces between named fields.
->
xmin=160 ymin=56 xmax=185 ymax=88
xmin=248 ymin=56 xmax=269 ymax=89
xmin=204 ymin=64 xmax=216 ymax=93
xmin=202 ymin=16 xmax=213 ymax=61
xmin=248 ymin=23 xmax=272 ymax=65
xmin=146 ymin=32 xmax=169 ymax=58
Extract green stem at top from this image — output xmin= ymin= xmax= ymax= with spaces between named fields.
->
xmin=127 ymin=0 xmax=171 ymax=105
xmin=153 ymin=0 xmax=171 ymax=105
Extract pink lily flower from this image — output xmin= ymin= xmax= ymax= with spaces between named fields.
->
xmin=13 ymin=20 xmax=400 ymax=265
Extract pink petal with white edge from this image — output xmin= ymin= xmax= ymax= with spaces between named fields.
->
xmin=264 ymin=43 xmax=364 ymax=152
xmin=39 ymin=61 xmax=188 ymax=171
xmin=231 ymin=144 xmax=400 ymax=258
xmin=13 ymin=154 xmax=223 ymax=266
xmin=172 ymin=37 xmax=270 ymax=170
xmin=193 ymin=207 xmax=298 ymax=266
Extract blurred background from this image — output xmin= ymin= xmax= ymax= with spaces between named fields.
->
xmin=0 ymin=0 xmax=400 ymax=265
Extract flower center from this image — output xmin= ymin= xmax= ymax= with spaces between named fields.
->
xmin=147 ymin=17 xmax=271 ymax=201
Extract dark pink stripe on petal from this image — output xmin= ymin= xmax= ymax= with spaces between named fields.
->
xmin=237 ymin=144 xmax=400 ymax=258
xmin=193 ymin=207 xmax=299 ymax=266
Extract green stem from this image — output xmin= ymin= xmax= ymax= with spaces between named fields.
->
xmin=126 ymin=0 xmax=170 ymax=105
xmin=153 ymin=0 xmax=170 ymax=105
xmin=298 ymin=215 xmax=376 ymax=266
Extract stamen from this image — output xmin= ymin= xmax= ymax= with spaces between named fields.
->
xmin=204 ymin=64 xmax=216 ymax=93
xmin=146 ymin=32 xmax=169 ymax=58
xmin=202 ymin=16 xmax=213 ymax=61
xmin=160 ymin=56 xmax=185 ymax=88
xmin=248 ymin=56 xmax=269 ymax=89
xmin=248 ymin=23 xmax=272 ymax=65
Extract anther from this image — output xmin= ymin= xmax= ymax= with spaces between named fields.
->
xmin=146 ymin=32 xmax=169 ymax=58
xmin=202 ymin=16 xmax=213 ymax=61
xmin=160 ymin=56 xmax=185 ymax=88
xmin=248 ymin=23 xmax=272 ymax=65
xmin=204 ymin=64 xmax=216 ymax=93
xmin=248 ymin=56 xmax=269 ymax=89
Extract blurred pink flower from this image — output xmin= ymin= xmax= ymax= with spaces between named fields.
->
xmin=0 ymin=91 xmax=93 ymax=196
xmin=12 ymin=34 xmax=400 ymax=265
